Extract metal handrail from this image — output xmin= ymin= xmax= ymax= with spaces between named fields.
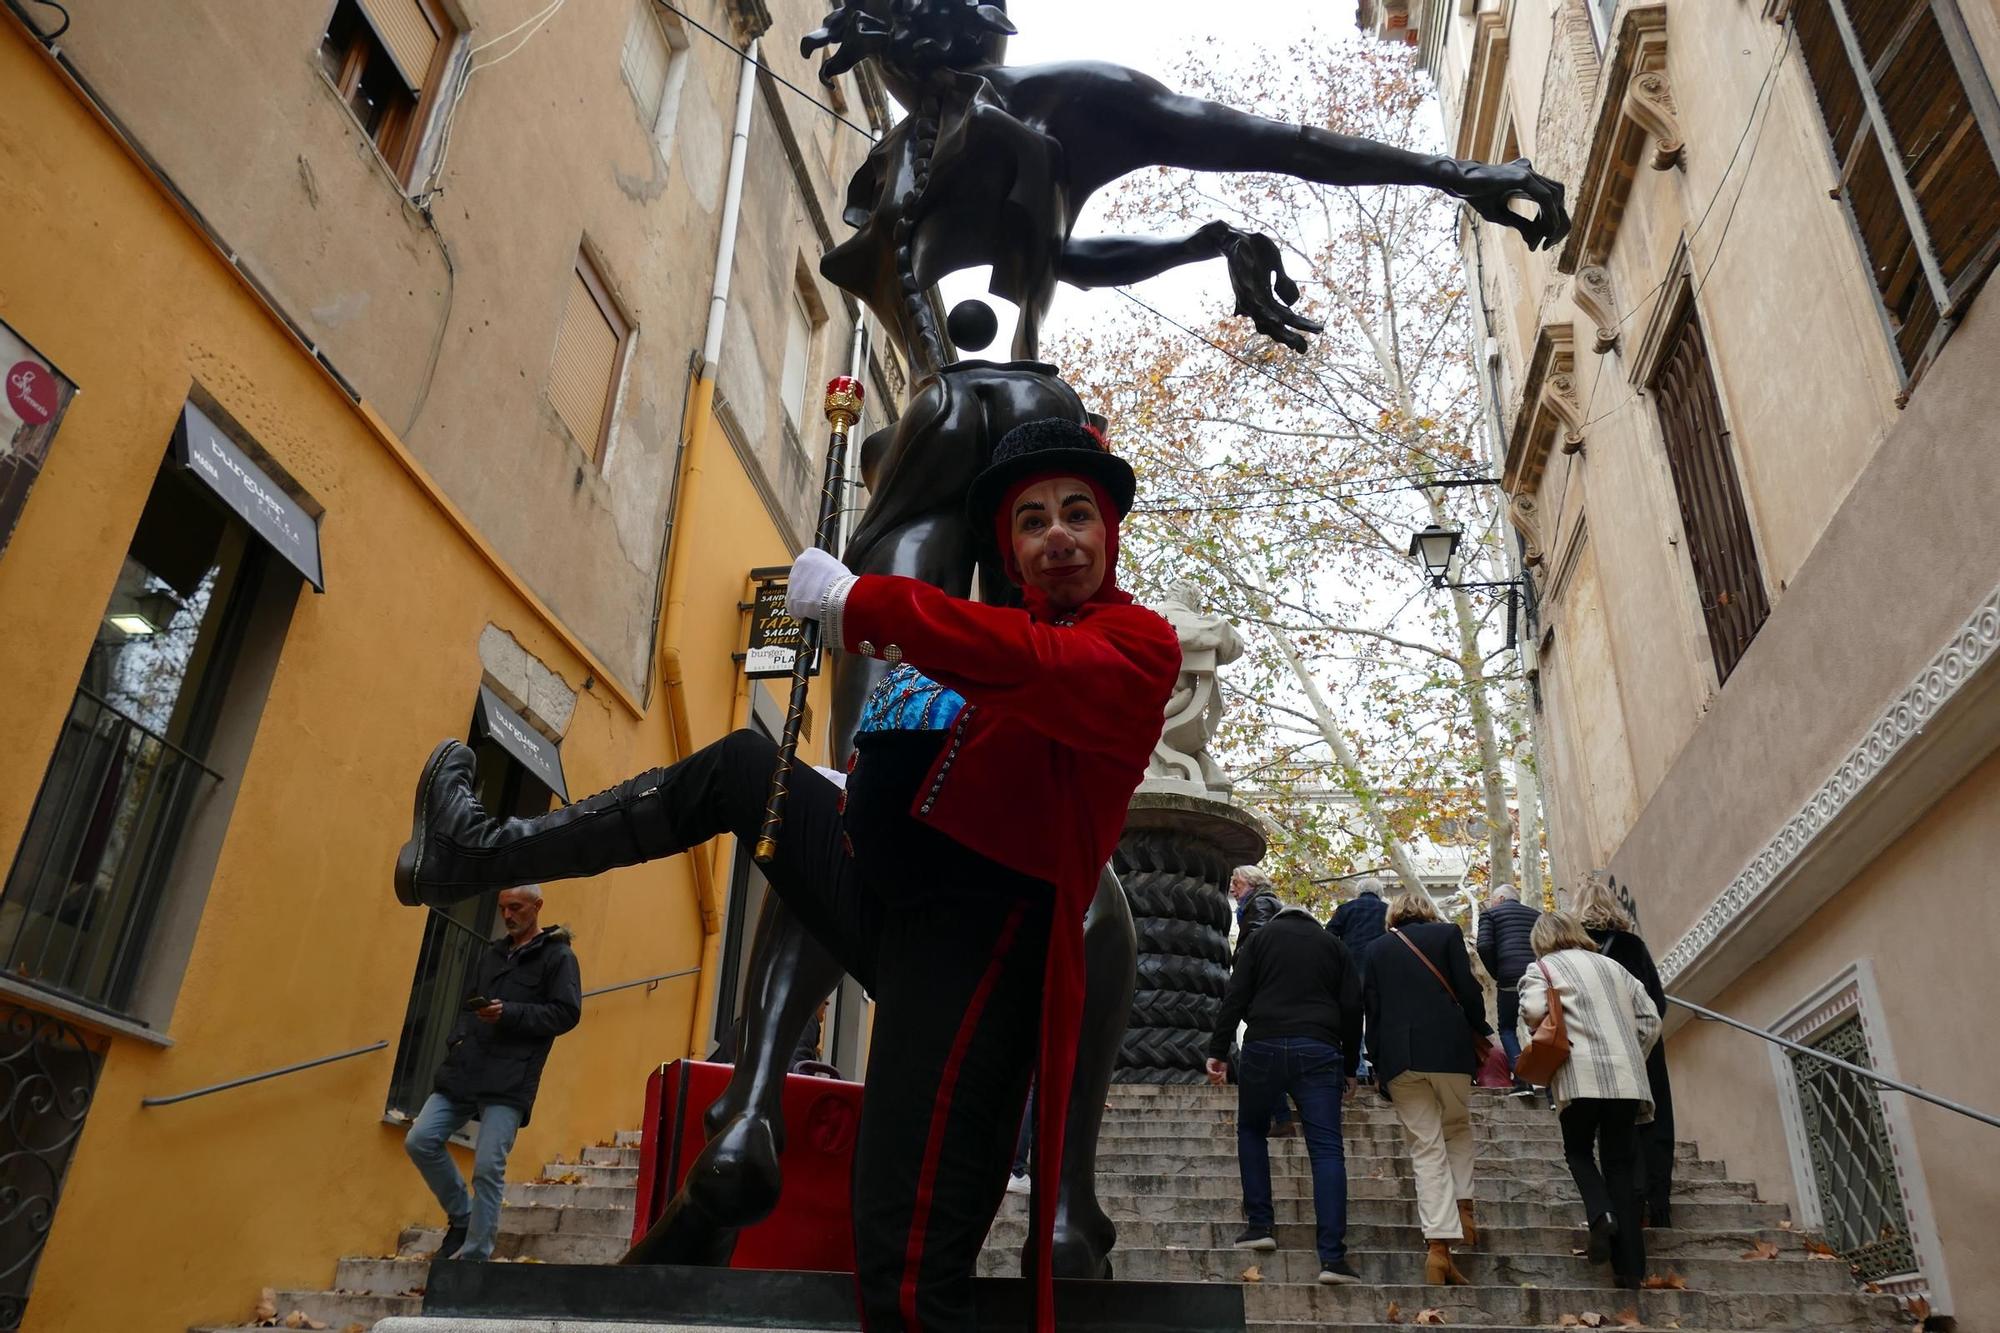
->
xmin=141 ymin=1040 xmax=388 ymax=1107
xmin=583 ymin=966 xmax=700 ymax=1000
xmin=1669 ymin=996 xmax=2000 ymax=1131
xmin=73 ymin=685 xmax=224 ymax=783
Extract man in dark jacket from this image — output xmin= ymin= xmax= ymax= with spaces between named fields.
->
xmin=1475 ymin=886 xmax=1542 ymax=1095
xmin=1326 ymin=878 xmax=1389 ymax=968
xmin=405 ymin=884 xmax=581 ymax=1261
xmin=1327 ymin=878 xmax=1389 ymax=1076
xmin=1205 ymin=906 xmax=1364 ymax=1285
xmin=1229 ymin=865 xmax=1283 ymax=961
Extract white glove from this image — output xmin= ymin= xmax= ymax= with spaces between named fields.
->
xmin=787 ymin=548 xmax=852 ymax=622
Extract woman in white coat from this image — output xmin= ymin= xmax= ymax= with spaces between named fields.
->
xmin=1518 ymin=911 xmax=1661 ymax=1289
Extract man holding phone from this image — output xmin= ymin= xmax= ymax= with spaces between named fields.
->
xmin=404 ymin=884 xmax=581 ymax=1262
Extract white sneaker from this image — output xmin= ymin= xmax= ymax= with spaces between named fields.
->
xmin=1005 ymin=1172 xmax=1031 ymax=1195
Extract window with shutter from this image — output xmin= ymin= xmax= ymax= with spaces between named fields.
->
xmin=1791 ymin=0 xmax=2000 ymax=383
xmin=780 ymin=295 xmax=815 ymax=433
xmin=549 ymin=256 xmax=630 ymax=462
xmin=622 ymin=0 xmax=672 ymax=126
xmin=317 ymin=0 xmax=456 ymax=184
xmin=1651 ymin=298 xmax=1771 ymax=684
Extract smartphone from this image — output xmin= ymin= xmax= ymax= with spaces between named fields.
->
xmin=463 ymin=995 xmax=490 ymax=1012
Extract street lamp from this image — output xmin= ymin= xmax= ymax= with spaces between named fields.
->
xmin=1408 ymin=522 xmax=1530 ymax=650
xmin=1408 ymin=523 xmax=1463 ymax=587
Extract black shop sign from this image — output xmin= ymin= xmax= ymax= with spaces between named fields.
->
xmin=744 ymin=569 xmax=820 ymax=680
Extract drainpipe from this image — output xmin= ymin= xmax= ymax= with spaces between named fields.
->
xmin=665 ymin=36 xmax=760 ymax=1061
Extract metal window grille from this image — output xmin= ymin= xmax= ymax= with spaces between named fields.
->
xmin=1788 ymin=1016 xmax=1920 ymax=1283
xmin=1791 ymin=0 xmax=2000 ymax=382
xmin=0 ymin=1005 xmax=101 ymax=1330
xmin=0 ymin=689 xmax=221 ymax=1016
xmin=1650 ymin=299 xmax=1771 ymax=683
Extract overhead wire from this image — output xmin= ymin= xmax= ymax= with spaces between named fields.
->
xmin=655 ymin=0 xmax=882 ymax=143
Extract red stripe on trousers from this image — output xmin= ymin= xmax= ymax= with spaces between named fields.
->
xmin=896 ymin=902 xmax=1026 ymax=1332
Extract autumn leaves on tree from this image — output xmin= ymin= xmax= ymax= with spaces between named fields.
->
xmin=1053 ymin=35 xmax=1547 ymax=917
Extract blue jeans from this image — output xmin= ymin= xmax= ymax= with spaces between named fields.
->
xmin=1497 ymin=986 xmax=1528 ymax=1088
xmin=404 ymin=1093 xmax=523 ymax=1261
xmin=1236 ymin=1037 xmax=1350 ymax=1265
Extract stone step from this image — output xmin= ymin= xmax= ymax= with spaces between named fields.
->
xmin=1248 ymin=1325 xmax=1855 ymax=1333
xmin=333 ymin=1257 xmax=435 ymax=1298
xmin=972 ymin=1245 xmax=1860 ymax=1294
xmin=1084 ymin=1193 xmax=1791 ymax=1231
xmin=1101 ymin=1116 xmax=1571 ymax=1141
xmin=1080 ymin=1171 xmax=1756 ymax=1203
xmin=399 ymin=1228 xmax=628 ymax=1265
xmin=978 ymin=1216 xmax=1823 ymax=1261
xmin=1238 ymin=1281 xmax=1899 ymax=1329
xmin=1089 ymin=1149 xmax=1729 ymax=1181
xmin=503 ymin=1181 xmax=637 ymax=1211
xmin=532 ymin=1162 xmax=638 ymax=1189
xmin=263 ymin=1288 xmax=420 ymax=1327
xmin=397 ymin=1205 xmax=633 ymax=1250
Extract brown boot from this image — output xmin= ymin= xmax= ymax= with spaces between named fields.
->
xmin=1425 ymin=1240 xmax=1470 ymax=1286
xmin=1457 ymin=1199 xmax=1480 ymax=1249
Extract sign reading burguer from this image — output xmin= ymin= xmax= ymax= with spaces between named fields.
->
xmin=173 ymin=401 xmax=326 ymax=591
xmin=476 ymin=686 xmax=570 ymax=803
xmin=0 ymin=320 xmax=78 ymax=566
xmin=745 ymin=571 xmax=820 ymax=680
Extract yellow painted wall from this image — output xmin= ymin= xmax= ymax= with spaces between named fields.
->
xmin=0 ymin=21 xmax=820 ymax=1330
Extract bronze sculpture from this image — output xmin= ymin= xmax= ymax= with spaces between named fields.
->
xmin=629 ymin=0 xmax=1572 ymax=1278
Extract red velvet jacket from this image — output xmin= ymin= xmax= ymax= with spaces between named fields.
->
xmin=837 ymin=572 xmax=1179 ymax=1328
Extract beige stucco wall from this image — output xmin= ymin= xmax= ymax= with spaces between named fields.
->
xmin=53 ymin=0 xmax=878 ymax=692
xmin=1667 ymin=742 xmax=2000 ymax=1321
xmin=1431 ymin=0 xmax=2000 ymax=1313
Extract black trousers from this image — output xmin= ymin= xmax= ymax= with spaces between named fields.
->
xmin=1639 ymin=1046 xmax=1675 ymax=1223
xmin=1559 ymin=1099 xmax=1646 ymax=1283
xmin=666 ymin=730 xmax=1049 ymax=1331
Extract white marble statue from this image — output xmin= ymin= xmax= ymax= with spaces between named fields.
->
xmin=1146 ymin=584 xmax=1245 ymax=796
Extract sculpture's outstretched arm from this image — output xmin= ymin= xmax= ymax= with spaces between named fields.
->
xmin=1065 ymin=66 xmax=1571 ymax=252
xmin=1058 ymin=223 xmax=1325 ymax=352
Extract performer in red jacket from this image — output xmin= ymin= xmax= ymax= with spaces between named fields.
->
xmin=393 ymin=418 xmax=1179 ymax=1331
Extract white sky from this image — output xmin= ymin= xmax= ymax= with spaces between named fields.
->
xmin=937 ymin=0 xmax=1348 ymax=352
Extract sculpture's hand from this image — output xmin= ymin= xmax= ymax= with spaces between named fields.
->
xmin=1454 ymin=158 xmax=1573 ymax=252
xmin=1199 ymin=222 xmax=1325 ymax=353
xmin=801 ymin=4 xmax=889 ymax=80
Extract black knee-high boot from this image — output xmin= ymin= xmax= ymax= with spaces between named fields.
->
xmin=393 ymin=738 xmax=690 ymax=908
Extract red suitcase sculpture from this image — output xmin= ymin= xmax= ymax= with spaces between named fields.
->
xmin=632 ymin=1060 xmax=863 ymax=1272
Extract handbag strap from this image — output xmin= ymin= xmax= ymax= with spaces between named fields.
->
xmin=1537 ymin=959 xmax=1565 ymax=1020
xmin=1392 ymin=928 xmax=1456 ymax=999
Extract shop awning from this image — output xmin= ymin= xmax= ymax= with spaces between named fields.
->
xmin=173 ymin=402 xmax=325 ymax=591
xmin=475 ymin=686 xmax=569 ymax=802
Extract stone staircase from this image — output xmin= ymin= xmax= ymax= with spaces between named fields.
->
xmin=196 ymin=1086 xmax=1905 ymax=1331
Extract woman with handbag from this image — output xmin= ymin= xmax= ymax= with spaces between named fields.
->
xmin=1517 ymin=912 xmax=1662 ymax=1290
xmin=1362 ymin=891 xmax=1496 ymax=1286
xmin=1574 ymin=875 xmax=1677 ymax=1228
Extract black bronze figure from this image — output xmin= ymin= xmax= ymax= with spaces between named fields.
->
xmin=630 ymin=0 xmax=1571 ymax=1279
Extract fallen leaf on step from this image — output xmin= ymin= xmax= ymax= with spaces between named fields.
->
xmin=1640 ymin=1272 xmax=1687 ymax=1290
xmin=1741 ymin=1240 xmax=1781 ymax=1260
xmin=282 ymin=1314 xmax=327 ymax=1330
xmin=1556 ymin=1317 xmax=1581 ymax=1328
xmin=1414 ymin=1309 xmax=1447 ymax=1326
xmin=345 ymin=1325 xmax=367 ymax=1333
xmin=1778 ymin=1219 xmax=1794 ymax=1230
xmin=1385 ymin=1301 xmax=1403 ymax=1324
xmin=1574 ymin=1313 xmax=1608 ymax=1329
xmin=399 ymin=1286 xmax=426 ymax=1297
xmin=1239 ymin=1264 xmax=1262 ymax=1283
xmin=535 ymin=1171 xmax=584 ymax=1185
xmin=1863 ymin=1282 xmax=1883 ymax=1294
xmin=1802 ymin=1237 xmax=1841 ymax=1260
xmin=253 ymin=1289 xmax=279 ymax=1323
xmin=1613 ymin=1309 xmax=1642 ymax=1328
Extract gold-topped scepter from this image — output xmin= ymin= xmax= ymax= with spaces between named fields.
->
xmin=754 ymin=376 xmax=864 ymax=864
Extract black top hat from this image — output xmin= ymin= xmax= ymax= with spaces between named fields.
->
xmin=966 ymin=418 xmax=1138 ymax=533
